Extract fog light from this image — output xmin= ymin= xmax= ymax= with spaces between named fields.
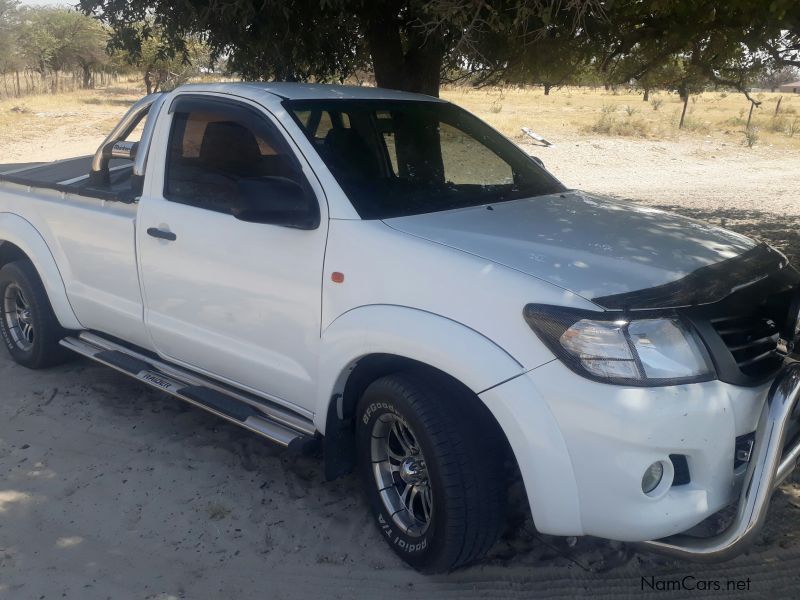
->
xmin=642 ymin=461 xmax=664 ymax=494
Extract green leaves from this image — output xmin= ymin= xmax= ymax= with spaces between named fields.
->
xmin=7 ymin=7 xmax=108 ymax=75
xmin=71 ymin=0 xmax=800 ymax=96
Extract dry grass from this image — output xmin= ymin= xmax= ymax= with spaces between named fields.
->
xmin=0 ymin=79 xmax=143 ymax=160
xmin=2 ymin=80 xmax=800 ymax=164
xmin=441 ymin=86 xmax=800 ymax=148
xmin=587 ymin=112 xmax=652 ymax=137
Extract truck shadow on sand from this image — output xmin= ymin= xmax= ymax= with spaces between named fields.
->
xmin=66 ymin=357 xmax=800 ymax=578
xmin=650 ymin=203 xmax=800 ymax=266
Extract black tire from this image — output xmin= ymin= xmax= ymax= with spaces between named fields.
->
xmin=356 ymin=371 xmax=507 ymax=573
xmin=0 ymin=260 xmax=69 ymax=369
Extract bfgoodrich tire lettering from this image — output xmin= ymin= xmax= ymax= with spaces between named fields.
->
xmin=0 ymin=260 xmax=69 ymax=369
xmin=356 ymin=372 xmax=507 ymax=573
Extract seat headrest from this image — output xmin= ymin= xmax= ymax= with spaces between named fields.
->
xmin=323 ymin=127 xmax=380 ymax=179
xmin=200 ymin=121 xmax=262 ymax=174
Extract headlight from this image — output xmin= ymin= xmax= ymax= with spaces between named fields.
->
xmin=523 ymin=304 xmax=715 ymax=386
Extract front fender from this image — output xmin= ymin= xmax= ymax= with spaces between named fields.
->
xmin=315 ymin=304 xmax=525 ymax=431
xmin=317 ymin=304 xmax=582 ymax=535
xmin=479 ymin=372 xmax=583 ymax=536
xmin=0 ymin=213 xmax=82 ymax=330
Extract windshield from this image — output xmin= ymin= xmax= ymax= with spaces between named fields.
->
xmin=285 ymin=99 xmax=565 ymax=219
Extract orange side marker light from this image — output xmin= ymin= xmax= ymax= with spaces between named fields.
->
xmin=331 ymin=272 xmax=345 ymax=283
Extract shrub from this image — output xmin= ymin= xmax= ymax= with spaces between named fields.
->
xmin=489 ymin=102 xmax=503 ymax=114
xmin=600 ymin=103 xmax=616 ymax=114
xmin=650 ymin=98 xmax=664 ymax=111
xmin=767 ymin=115 xmax=789 ymax=132
xmin=680 ymin=115 xmax=709 ymax=133
xmin=788 ymin=118 xmax=800 ymax=137
xmin=589 ymin=114 xmax=650 ymax=137
xmin=743 ymin=126 xmax=759 ymax=147
xmin=624 ymin=105 xmax=638 ymax=116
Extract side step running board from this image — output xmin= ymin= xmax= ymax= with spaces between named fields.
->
xmin=60 ymin=333 xmax=317 ymax=450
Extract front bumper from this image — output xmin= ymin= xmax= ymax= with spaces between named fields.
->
xmin=638 ymin=362 xmax=800 ymax=561
xmin=478 ymin=358 xmax=799 ymax=550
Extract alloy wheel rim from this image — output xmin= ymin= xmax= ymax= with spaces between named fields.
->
xmin=370 ymin=413 xmax=433 ymax=537
xmin=3 ymin=283 xmax=34 ymax=351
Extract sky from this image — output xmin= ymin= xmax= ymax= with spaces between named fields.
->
xmin=21 ymin=0 xmax=74 ymax=6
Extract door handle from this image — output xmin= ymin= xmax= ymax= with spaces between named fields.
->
xmin=147 ymin=227 xmax=177 ymax=242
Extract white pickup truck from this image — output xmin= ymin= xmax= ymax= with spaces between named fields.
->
xmin=1 ymin=83 xmax=799 ymax=573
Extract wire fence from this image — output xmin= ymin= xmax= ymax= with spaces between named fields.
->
xmin=0 ymin=69 xmax=122 ymax=99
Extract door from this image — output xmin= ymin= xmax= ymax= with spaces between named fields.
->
xmin=136 ymin=94 xmax=328 ymax=413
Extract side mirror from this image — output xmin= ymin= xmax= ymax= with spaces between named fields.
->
xmin=233 ymin=176 xmax=320 ymax=229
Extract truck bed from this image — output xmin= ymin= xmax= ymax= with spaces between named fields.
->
xmin=0 ymin=156 xmax=137 ymax=202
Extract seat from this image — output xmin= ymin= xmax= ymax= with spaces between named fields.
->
xmin=322 ymin=127 xmax=382 ymax=181
xmin=200 ymin=121 xmax=263 ymax=177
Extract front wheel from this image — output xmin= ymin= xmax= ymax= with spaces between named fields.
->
xmin=0 ymin=260 xmax=69 ymax=369
xmin=356 ymin=372 xmax=507 ymax=573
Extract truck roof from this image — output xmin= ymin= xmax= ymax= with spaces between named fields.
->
xmin=174 ymin=82 xmax=446 ymax=103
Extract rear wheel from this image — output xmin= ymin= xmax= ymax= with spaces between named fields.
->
xmin=0 ymin=260 xmax=69 ymax=369
xmin=356 ymin=372 xmax=507 ymax=573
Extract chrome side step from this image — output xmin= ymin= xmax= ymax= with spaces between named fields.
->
xmin=60 ymin=333 xmax=317 ymax=449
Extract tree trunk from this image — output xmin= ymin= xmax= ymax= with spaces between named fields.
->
xmin=363 ymin=8 xmax=444 ymax=97
xmin=643 ymin=88 xmax=650 ymax=102
xmin=679 ymin=94 xmax=689 ymax=128
xmin=153 ymin=71 xmax=162 ymax=94
xmin=543 ymin=83 xmax=551 ymax=95
xmin=82 ymin=64 xmax=92 ymax=89
xmin=678 ymin=87 xmax=689 ymax=129
xmin=144 ymin=69 xmax=153 ymax=95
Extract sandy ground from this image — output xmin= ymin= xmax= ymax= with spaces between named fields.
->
xmin=2 ymin=91 xmax=800 ymax=599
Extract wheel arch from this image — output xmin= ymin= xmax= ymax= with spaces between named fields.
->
xmin=0 ymin=214 xmax=82 ymax=330
xmin=316 ymin=305 xmax=527 ymax=479
xmin=321 ymin=352 xmax=521 ymax=485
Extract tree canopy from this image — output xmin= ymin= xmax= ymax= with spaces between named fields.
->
xmin=1 ymin=2 xmax=109 ymax=91
xmin=78 ymin=0 xmax=602 ymax=96
xmin=78 ymin=0 xmax=800 ymax=98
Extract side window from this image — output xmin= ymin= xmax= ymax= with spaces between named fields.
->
xmin=164 ymin=98 xmax=301 ymax=215
xmin=438 ymin=122 xmax=513 ymax=186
